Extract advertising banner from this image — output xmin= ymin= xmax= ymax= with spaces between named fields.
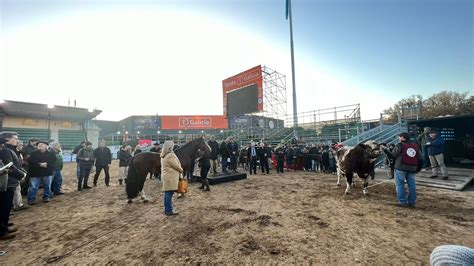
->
xmin=161 ymin=115 xmax=228 ymax=130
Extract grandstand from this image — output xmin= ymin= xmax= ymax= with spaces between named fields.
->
xmin=0 ymin=100 xmax=101 ymax=149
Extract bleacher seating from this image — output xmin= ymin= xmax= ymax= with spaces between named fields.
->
xmin=2 ymin=127 xmax=50 ymax=143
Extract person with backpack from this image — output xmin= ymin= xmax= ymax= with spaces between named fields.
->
xmin=382 ymin=132 xmax=421 ymax=208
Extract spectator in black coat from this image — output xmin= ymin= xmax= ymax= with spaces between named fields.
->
xmin=258 ymin=143 xmax=270 ymax=174
xmin=227 ymin=137 xmax=239 ymax=173
xmin=26 ymin=141 xmax=56 ymax=204
xmin=72 ymin=141 xmax=85 ymax=179
xmin=219 ymin=138 xmax=230 ymax=173
xmin=208 ymin=136 xmax=219 ymax=175
xmin=247 ymin=142 xmax=258 ymax=174
xmin=77 ymin=141 xmax=95 ymax=190
xmin=275 ymin=144 xmax=285 ymax=173
xmin=117 ymin=145 xmax=132 ymax=185
xmin=0 ymin=132 xmax=27 ymax=240
xmin=93 ymin=140 xmax=112 ymax=187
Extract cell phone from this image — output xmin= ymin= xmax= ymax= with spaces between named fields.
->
xmin=0 ymin=162 xmax=13 ymax=172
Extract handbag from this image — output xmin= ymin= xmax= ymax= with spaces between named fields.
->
xmin=177 ymin=176 xmax=188 ymax=194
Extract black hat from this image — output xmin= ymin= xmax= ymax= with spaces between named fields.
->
xmin=37 ymin=140 xmax=49 ymax=145
xmin=429 ymin=129 xmax=438 ymax=134
xmin=85 ymin=141 xmax=92 ymax=146
xmin=153 ymin=142 xmax=160 ymax=146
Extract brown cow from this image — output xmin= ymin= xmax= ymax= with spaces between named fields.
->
xmin=333 ymin=140 xmax=382 ymax=195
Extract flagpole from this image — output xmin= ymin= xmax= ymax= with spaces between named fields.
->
xmin=288 ymin=0 xmax=298 ymax=138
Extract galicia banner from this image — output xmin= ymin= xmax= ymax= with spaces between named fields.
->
xmin=161 ymin=115 xmax=228 ymax=130
xmin=222 ymin=65 xmax=263 ymax=118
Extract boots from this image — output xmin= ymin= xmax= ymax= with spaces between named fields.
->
xmin=203 ymin=179 xmax=210 ymax=191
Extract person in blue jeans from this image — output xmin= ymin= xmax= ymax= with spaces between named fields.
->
xmin=51 ymin=143 xmax=64 ymax=196
xmin=27 ymin=141 xmax=56 ymax=204
xmin=160 ymin=141 xmax=183 ymax=216
xmin=382 ymin=132 xmax=421 ymax=207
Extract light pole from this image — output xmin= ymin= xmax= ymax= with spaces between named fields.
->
xmin=157 ymin=130 xmax=161 ymax=143
xmin=116 ymin=131 xmax=120 ymax=144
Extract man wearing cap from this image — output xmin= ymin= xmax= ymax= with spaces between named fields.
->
xmin=27 ymin=140 xmax=56 ymax=204
xmin=93 ymin=140 xmax=112 ymax=187
xmin=382 ymin=132 xmax=421 ymax=207
xmin=417 ymin=127 xmax=432 ymax=170
xmin=426 ymin=130 xmax=449 ymax=180
xmin=77 ymin=141 xmax=95 ymax=190
xmin=0 ymin=133 xmax=27 ymax=240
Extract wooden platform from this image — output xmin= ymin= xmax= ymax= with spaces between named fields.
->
xmin=415 ymin=167 xmax=473 ymax=191
xmin=375 ymin=167 xmax=473 ymax=191
xmin=193 ymin=172 xmax=248 ymax=185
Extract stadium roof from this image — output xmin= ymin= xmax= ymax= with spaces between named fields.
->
xmin=0 ymin=100 xmax=101 ymax=121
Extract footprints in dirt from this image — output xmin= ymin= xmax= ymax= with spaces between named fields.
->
xmin=214 ymin=206 xmax=283 ymax=230
xmin=238 ymin=235 xmax=283 ymax=256
xmin=307 ymin=215 xmax=330 ymax=228
xmin=445 ymin=214 xmax=469 ymax=226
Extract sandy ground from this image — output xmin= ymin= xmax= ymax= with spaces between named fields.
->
xmin=0 ymin=161 xmax=473 ymax=264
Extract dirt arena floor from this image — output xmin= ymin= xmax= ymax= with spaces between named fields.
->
xmin=1 ymin=161 xmax=473 ymax=264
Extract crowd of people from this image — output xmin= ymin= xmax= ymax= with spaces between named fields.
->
xmin=0 ymin=127 xmax=449 ymax=239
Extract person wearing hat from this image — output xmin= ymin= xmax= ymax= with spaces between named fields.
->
xmin=77 ymin=141 xmax=95 ymax=190
xmin=426 ymin=130 xmax=449 ymax=180
xmin=417 ymin=127 xmax=432 ymax=170
xmin=381 ymin=132 xmax=421 ymax=207
xmin=27 ymin=140 xmax=56 ymax=204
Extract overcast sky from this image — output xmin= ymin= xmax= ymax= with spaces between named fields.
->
xmin=1 ymin=0 xmax=472 ymax=121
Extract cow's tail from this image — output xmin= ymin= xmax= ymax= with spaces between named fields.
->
xmin=125 ymin=157 xmax=144 ymax=199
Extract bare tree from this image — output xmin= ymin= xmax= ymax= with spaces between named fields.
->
xmin=384 ymin=91 xmax=472 ymax=121
xmin=422 ymin=91 xmax=472 ymax=118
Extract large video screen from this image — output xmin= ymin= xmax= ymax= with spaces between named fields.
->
xmin=227 ymin=83 xmax=259 ymax=117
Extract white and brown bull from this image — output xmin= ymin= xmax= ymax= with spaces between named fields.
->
xmin=332 ymin=140 xmax=382 ymax=195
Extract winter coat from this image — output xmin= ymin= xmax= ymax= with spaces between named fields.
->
xmin=94 ymin=147 xmax=112 ymax=166
xmin=220 ymin=142 xmax=230 ymax=158
xmin=388 ymin=141 xmax=420 ymax=172
xmin=77 ymin=147 xmax=95 ymax=168
xmin=0 ymin=144 xmax=26 ymax=188
xmin=53 ymin=151 xmax=63 ymax=170
xmin=208 ymin=140 xmax=219 ymax=160
xmin=28 ymin=150 xmax=56 ymax=177
xmin=161 ymin=152 xmax=183 ymax=192
xmin=117 ymin=150 xmax=132 ymax=167
xmin=427 ymin=135 xmax=445 ymax=156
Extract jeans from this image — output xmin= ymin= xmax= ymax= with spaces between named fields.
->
xmin=164 ymin=191 xmax=175 ymax=214
xmin=94 ymin=165 xmax=110 ymax=185
xmin=51 ymin=170 xmax=63 ymax=194
xmin=395 ymin=170 xmax=416 ymax=206
xmin=0 ymin=188 xmax=15 ymax=236
xmin=27 ymin=176 xmax=52 ymax=203
xmin=221 ymin=157 xmax=228 ymax=172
